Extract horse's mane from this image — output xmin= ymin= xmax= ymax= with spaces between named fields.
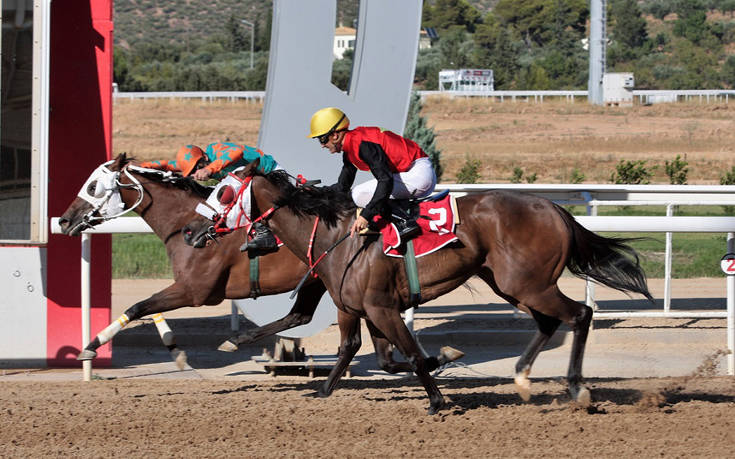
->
xmin=125 ymin=161 xmax=212 ymax=198
xmin=261 ymin=169 xmax=356 ymax=228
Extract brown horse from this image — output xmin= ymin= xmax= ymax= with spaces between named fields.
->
xmin=58 ymin=153 xmax=461 ymax=376
xmin=184 ymin=160 xmax=653 ymax=414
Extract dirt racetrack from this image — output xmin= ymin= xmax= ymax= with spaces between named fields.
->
xmin=1 ymin=375 xmax=734 ymax=457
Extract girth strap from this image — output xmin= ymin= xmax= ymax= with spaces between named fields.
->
xmin=248 ymin=255 xmax=261 ymax=298
xmin=404 ymin=240 xmax=421 ymax=306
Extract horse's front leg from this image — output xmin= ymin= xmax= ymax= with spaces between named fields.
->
xmin=367 ymin=319 xmax=465 ymax=374
xmin=77 ymin=282 xmax=194 ymax=369
xmin=218 ymin=281 xmax=327 ymax=352
xmin=365 ymin=306 xmax=445 ymax=414
xmin=317 ymin=309 xmax=361 ymax=397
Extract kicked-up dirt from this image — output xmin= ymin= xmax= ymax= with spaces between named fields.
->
xmin=0 ymin=375 xmax=733 ymax=457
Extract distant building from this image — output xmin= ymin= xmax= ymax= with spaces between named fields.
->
xmin=334 ymin=26 xmax=432 ymax=59
xmin=439 ymin=69 xmax=494 ymax=92
xmin=334 ymin=26 xmax=356 ymax=59
xmin=419 ymin=29 xmax=432 ymax=49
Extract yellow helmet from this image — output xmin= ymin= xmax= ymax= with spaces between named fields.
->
xmin=308 ymin=107 xmax=350 ymax=139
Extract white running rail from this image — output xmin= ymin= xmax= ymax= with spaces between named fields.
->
xmin=50 ymin=213 xmax=735 ymax=377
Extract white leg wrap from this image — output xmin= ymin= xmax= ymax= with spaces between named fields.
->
xmin=96 ymin=314 xmax=130 ymax=345
xmin=152 ymin=313 xmax=175 ymax=346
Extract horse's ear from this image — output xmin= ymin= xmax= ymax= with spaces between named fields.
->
xmin=111 ymin=152 xmax=128 ymax=170
xmin=235 ymin=157 xmax=260 ymax=179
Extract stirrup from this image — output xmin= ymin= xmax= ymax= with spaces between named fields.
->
xmin=241 ymin=236 xmax=277 ymax=252
xmin=394 ymin=218 xmax=420 ymax=239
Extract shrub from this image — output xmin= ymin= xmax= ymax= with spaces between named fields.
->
xmin=509 ymin=166 xmax=523 ymax=183
xmin=509 ymin=166 xmax=537 ymax=184
xmin=610 ymin=159 xmax=655 ymax=184
xmin=456 ymin=156 xmax=482 ymax=184
xmin=569 ymin=168 xmax=585 ymax=184
xmin=720 ymin=166 xmax=735 ymax=215
xmin=665 ymin=154 xmax=689 ymax=185
xmin=404 ymin=91 xmax=443 ymax=181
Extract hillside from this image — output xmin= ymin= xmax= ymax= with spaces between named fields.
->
xmin=114 ymin=0 xmax=365 ymax=47
xmin=113 ymin=0 xmax=497 ymax=46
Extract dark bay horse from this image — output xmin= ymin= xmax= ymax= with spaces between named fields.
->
xmin=185 ymin=160 xmax=653 ymax=414
xmin=59 ymin=153 xmax=460 ymax=375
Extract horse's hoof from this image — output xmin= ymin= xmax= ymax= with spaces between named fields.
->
xmin=76 ymin=349 xmax=97 ymax=361
xmin=171 ymin=349 xmax=188 ymax=370
xmin=514 ymin=371 xmax=532 ymax=402
xmin=217 ymin=340 xmax=238 ymax=352
xmin=439 ymin=346 xmax=465 ymax=364
xmin=427 ymin=400 xmax=445 ymax=415
xmin=571 ymin=385 xmax=591 ymax=407
xmin=316 ymin=389 xmax=331 ymax=398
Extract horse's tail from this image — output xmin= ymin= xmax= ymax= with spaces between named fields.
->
xmin=555 ymin=204 xmax=654 ymax=302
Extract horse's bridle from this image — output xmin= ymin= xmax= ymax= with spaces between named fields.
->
xmin=71 ymin=163 xmax=156 ymax=233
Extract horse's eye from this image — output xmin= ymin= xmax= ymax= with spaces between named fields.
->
xmin=217 ymin=185 xmax=236 ymax=205
xmin=87 ymin=181 xmax=98 ymax=196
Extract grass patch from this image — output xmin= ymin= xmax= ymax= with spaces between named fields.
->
xmin=608 ymin=232 xmax=728 ymax=279
xmin=113 ymin=233 xmax=172 ymax=278
xmin=111 ymin=205 xmax=732 ymax=279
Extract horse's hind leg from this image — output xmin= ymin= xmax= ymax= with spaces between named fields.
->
xmin=514 ymin=309 xmax=561 ymax=402
xmin=77 ymin=282 xmax=193 ymax=369
xmin=566 ymin=300 xmax=593 ymax=407
xmin=517 ymin=290 xmax=593 ymax=407
xmin=318 ymin=310 xmax=361 ymax=397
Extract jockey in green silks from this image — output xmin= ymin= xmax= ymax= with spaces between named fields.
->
xmin=140 ymin=142 xmax=280 ymax=252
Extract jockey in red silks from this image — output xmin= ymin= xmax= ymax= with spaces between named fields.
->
xmin=140 ymin=142 xmax=281 ymax=252
xmin=308 ymin=107 xmax=437 ymax=238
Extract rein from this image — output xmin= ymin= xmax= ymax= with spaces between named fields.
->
xmin=204 ymin=170 xmax=320 ymax=238
xmin=290 ymin=228 xmax=350 ymax=300
xmin=74 ymin=164 xmax=147 ymax=233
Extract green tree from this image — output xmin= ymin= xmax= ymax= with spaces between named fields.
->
xmin=224 ymin=15 xmax=247 ymax=53
xmin=494 ymin=0 xmax=588 ymax=48
xmin=438 ymin=27 xmax=473 ymax=68
xmin=722 ymin=55 xmax=735 ymax=87
xmin=643 ymin=0 xmax=674 ymax=20
xmin=331 ymin=49 xmax=353 ymax=91
xmin=404 ymin=92 xmax=443 ymax=181
xmin=610 ymin=0 xmax=649 ymax=53
xmin=415 ymin=48 xmax=443 ymax=89
xmin=472 ymin=13 xmax=520 ymax=88
xmin=422 ymin=0 xmax=482 ymax=33
xmin=673 ymin=0 xmax=710 ymax=44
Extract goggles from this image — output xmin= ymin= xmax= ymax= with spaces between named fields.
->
xmin=316 ymin=114 xmax=347 ymax=145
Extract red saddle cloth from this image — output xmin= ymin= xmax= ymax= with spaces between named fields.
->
xmin=374 ymin=194 xmax=459 ymax=258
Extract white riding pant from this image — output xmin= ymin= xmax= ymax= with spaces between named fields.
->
xmin=351 ymin=157 xmax=437 ymax=207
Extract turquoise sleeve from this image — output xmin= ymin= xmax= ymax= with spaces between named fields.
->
xmin=242 ymin=146 xmax=278 ymax=173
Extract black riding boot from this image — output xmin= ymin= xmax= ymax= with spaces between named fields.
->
xmin=389 ymin=204 xmax=420 ymax=240
xmin=240 ymin=222 xmax=278 ymax=252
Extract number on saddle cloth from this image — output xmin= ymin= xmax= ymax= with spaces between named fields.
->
xmin=388 ymin=189 xmax=450 ymax=224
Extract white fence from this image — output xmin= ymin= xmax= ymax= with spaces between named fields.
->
xmin=113 ymin=89 xmax=735 ymax=104
xmin=50 ymin=184 xmax=735 ymax=378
